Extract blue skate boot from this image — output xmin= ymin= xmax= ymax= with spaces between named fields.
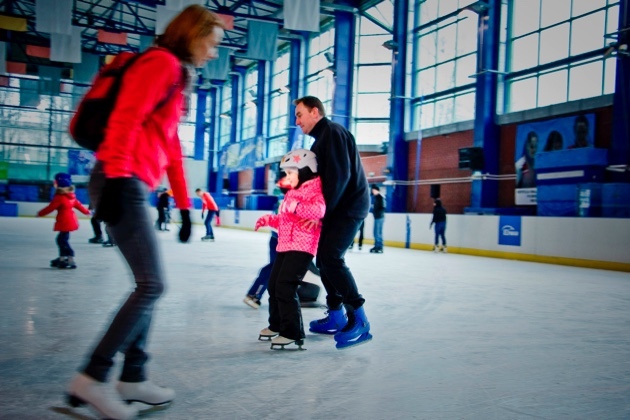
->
xmin=334 ymin=305 xmax=372 ymax=349
xmin=309 ymin=306 xmax=347 ymax=335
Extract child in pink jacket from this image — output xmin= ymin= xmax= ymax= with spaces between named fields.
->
xmin=255 ymin=149 xmax=326 ymax=349
xmin=38 ymin=173 xmax=91 ymax=269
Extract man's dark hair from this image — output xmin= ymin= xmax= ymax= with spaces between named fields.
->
xmin=293 ymin=96 xmax=326 ymax=117
xmin=195 ymin=188 xmax=202 ymax=193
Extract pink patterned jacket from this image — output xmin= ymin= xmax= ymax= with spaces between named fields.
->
xmin=265 ymin=177 xmax=325 ymax=256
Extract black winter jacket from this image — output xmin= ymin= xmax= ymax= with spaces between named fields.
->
xmin=372 ymin=194 xmax=385 ymax=219
xmin=431 ymin=205 xmax=447 ymax=224
xmin=310 ymin=118 xmax=370 ymax=221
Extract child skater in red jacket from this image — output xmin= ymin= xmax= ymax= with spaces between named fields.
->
xmin=38 ymin=173 xmax=91 ymax=269
xmin=255 ymin=149 xmax=326 ymax=350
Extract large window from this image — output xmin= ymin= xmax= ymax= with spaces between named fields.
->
xmin=178 ymin=92 xmax=202 ymax=158
xmin=242 ymin=67 xmax=258 ymax=141
xmin=268 ymin=49 xmax=290 ymax=158
xmin=504 ymin=0 xmax=619 ymax=113
xmin=306 ymin=26 xmax=335 ymax=113
xmin=412 ymin=0 xmax=478 ymax=130
xmin=0 ymin=75 xmax=79 ymax=181
xmin=352 ymin=7 xmax=393 ymax=146
xmin=218 ymin=82 xmax=232 ymax=150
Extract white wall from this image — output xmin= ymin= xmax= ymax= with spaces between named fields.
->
xmin=217 ymin=210 xmax=630 ymax=268
xmin=13 ymin=202 xmax=630 ymax=270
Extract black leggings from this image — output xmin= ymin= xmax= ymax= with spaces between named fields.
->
xmin=268 ymin=251 xmax=313 ymax=340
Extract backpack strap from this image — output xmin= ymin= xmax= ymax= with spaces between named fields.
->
xmin=118 ymin=47 xmax=184 ymax=115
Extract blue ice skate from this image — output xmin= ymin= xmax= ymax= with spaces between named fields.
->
xmin=334 ymin=306 xmax=372 ymax=349
xmin=309 ymin=306 xmax=347 ymax=334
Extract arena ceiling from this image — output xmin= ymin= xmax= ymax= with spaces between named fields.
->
xmin=1 ymin=0 xmax=391 ymax=73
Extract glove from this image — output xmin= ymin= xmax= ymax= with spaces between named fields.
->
xmin=179 ymin=209 xmax=191 ymax=243
xmin=94 ymin=178 xmax=130 ymax=226
xmin=201 ymin=211 xmax=205 ymax=219
xmin=255 ymin=215 xmax=271 ymax=231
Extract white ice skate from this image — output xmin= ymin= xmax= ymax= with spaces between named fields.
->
xmin=270 ymin=335 xmax=305 ymax=351
xmin=258 ymin=327 xmax=278 ymax=341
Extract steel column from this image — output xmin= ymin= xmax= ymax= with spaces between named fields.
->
xmin=470 ymin=0 xmax=501 ymax=209
xmin=331 ymin=10 xmax=355 ymax=128
xmin=385 ymin=0 xmax=409 ymax=213
xmin=610 ymin=0 xmax=630 ymax=181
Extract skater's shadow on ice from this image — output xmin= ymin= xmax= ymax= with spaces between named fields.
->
xmin=52 ymin=402 xmax=171 ymax=419
xmin=50 ymin=406 xmax=91 ymax=420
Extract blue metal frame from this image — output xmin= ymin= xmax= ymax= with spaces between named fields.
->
xmin=470 ymin=0 xmax=501 ymax=209
xmin=385 ymin=0 xmax=408 ymax=212
xmin=331 ymin=10 xmax=355 ymax=129
xmin=287 ymin=37 xmax=303 ymax=150
xmin=610 ymin=0 xmax=630 ymax=181
xmin=253 ymin=59 xmax=267 ymax=192
xmin=194 ymin=89 xmax=208 ymax=161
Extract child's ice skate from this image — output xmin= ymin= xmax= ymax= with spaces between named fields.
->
xmin=50 ymin=257 xmax=61 ymax=267
xmin=334 ymin=306 xmax=373 ymax=350
xmin=243 ymin=295 xmax=261 ymax=309
xmin=270 ymin=335 xmax=305 ymax=350
xmin=258 ymin=327 xmax=278 ymax=341
xmin=441 ymin=246 xmax=447 ymax=253
xmin=57 ymin=257 xmax=77 ymax=269
xmin=433 ymin=245 xmax=439 ymax=252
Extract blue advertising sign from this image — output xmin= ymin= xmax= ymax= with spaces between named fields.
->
xmin=498 ymin=216 xmax=522 ymax=246
xmin=515 ymin=113 xmax=595 ymax=190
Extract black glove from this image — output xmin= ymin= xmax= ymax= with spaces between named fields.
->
xmin=179 ymin=209 xmax=191 ymax=243
xmin=201 ymin=211 xmax=205 ymax=219
xmin=95 ymin=178 xmax=130 ymax=226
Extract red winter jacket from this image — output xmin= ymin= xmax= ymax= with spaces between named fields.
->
xmin=266 ymin=177 xmax=326 ymax=256
xmin=38 ymin=191 xmax=90 ymax=232
xmin=96 ymin=47 xmax=190 ymax=210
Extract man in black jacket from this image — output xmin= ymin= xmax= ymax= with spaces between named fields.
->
xmin=294 ymin=95 xmax=372 ymax=349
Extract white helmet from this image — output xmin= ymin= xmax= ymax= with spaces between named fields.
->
xmin=280 ymin=149 xmax=318 ymax=173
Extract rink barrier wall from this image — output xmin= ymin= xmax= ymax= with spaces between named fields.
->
xmin=11 ymin=202 xmax=630 ymax=272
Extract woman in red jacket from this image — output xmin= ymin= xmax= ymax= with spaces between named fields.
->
xmin=66 ymin=6 xmax=225 ymax=419
xmin=255 ymin=149 xmax=326 ymax=350
xmin=38 ymin=172 xmax=91 ymax=269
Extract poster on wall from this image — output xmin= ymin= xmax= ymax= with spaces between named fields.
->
xmin=514 ymin=113 xmax=595 ymax=205
xmin=498 ymin=216 xmax=522 ymax=246
xmin=67 ymin=149 xmax=96 ymax=183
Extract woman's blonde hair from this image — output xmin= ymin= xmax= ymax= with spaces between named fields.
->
xmin=156 ymin=5 xmax=224 ymax=63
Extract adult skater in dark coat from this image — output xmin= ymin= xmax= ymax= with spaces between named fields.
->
xmin=293 ymin=95 xmax=372 ymax=349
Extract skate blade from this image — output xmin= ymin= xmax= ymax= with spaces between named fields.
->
xmin=270 ymin=342 xmax=306 ymax=351
xmin=258 ymin=335 xmax=276 ymax=341
xmin=335 ymin=332 xmax=373 ymax=350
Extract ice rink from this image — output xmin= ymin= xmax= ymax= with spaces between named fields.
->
xmin=0 ymin=216 xmax=629 ymax=419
